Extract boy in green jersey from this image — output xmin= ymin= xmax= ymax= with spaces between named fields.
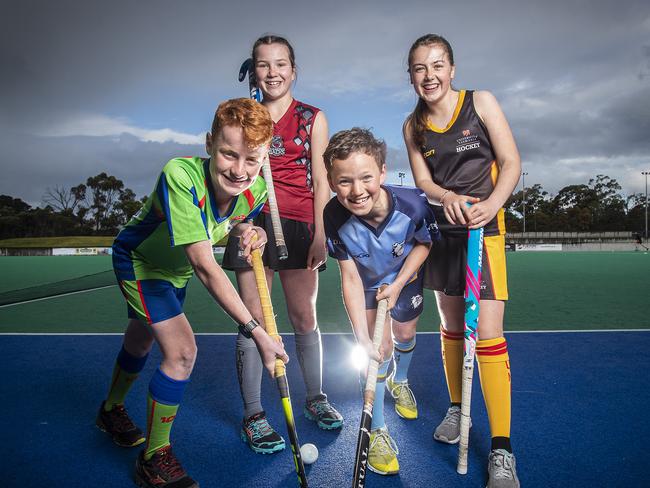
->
xmin=97 ymin=98 xmax=288 ymax=488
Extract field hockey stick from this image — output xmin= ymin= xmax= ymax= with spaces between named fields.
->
xmin=352 ymin=286 xmax=389 ymax=488
xmin=457 ymin=219 xmax=485 ymax=475
xmin=238 ymin=58 xmax=288 ymax=260
xmin=250 ymin=237 xmax=307 ymax=487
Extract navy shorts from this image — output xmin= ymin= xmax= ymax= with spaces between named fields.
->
xmin=117 ymin=278 xmax=187 ymax=325
xmin=364 ymin=272 xmax=424 ymax=323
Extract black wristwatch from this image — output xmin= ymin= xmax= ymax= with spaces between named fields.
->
xmin=238 ymin=318 xmax=260 ymax=338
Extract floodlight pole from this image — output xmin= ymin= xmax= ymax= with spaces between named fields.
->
xmin=641 ymin=171 xmax=650 ymax=241
xmin=398 ymin=172 xmax=406 ymax=186
xmin=522 ymin=172 xmax=528 ymax=233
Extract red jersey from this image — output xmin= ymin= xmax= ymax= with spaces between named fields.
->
xmin=263 ymin=99 xmax=320 ymax=223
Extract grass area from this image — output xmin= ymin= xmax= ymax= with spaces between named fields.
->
xmin=0 ymin=256 xmax=113 ymax=293
xmin=0 ymin=236 xmax=115 ymax=248
xmin=0 ymin=252 xmax=648 ymax=333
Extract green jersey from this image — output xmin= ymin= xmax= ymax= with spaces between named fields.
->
xmin=113 ymin=157 xmax=267 ymax=287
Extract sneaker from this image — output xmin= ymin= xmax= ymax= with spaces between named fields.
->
xmin=386 ymin=374 xmax=418 ymax=420
xmin=134 ymin=446 xmax=198 ymax=488
xmin=96 ymin=401 xmax=145 ymax=447
xmin=487 ymin=449 xmax=520 ymax=488
xmin=367 ymin=427 xmax=399 ymax=475
xmin=433 ymin=405 xmax=471 ymax=444
xmin=304 ymin=394 xmax=344 ymax=430
xmin=240 ymin=411 xmax=285 ymax=454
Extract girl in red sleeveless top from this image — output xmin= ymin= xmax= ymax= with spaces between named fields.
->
xmin=222 ymin=35 xmax=343 ymax=455
xmin=403 ymin=34 xmax=521 ymax=488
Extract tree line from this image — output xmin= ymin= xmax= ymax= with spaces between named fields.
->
xmin=0 ymin=173 xmax=144 ymax=239
xmin=0 ymin=172 xmax=647 ymax=239
xmin=505 ymin=174 xmax=646 ymax=233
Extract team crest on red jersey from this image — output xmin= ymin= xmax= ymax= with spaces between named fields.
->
xmin=269 ymin=135 xmax=285 ymax=157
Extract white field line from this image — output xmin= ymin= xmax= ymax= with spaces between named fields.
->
xmin=0 ymin=285 xmax=117 ymax=309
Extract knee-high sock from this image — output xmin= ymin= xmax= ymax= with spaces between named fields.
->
xmin=295 ymin=327 xmax=323 ymax=400
xmin=440 ymin=327 xmax=463 ymax=405
xmin=392 ymin=337 xmax=416 ymax=382
xmin=370 ymin=359 xmax=391 ymax=431
xmin=104 ymin=345 xmax=149 ymax=410
xmin=144 ymin=367 xmax=189 ymax=459
xmin=477 ymin=337 xmax=511 ymax=449
xmin=236 ymin=332 xmax=263 ymax=419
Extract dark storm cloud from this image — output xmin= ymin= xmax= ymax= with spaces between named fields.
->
xmin=2 ymin=0 xmax=650 ymax=203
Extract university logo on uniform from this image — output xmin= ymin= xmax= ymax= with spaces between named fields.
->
xmin=269 ymin=135 xmax=286 ymax=157
xmin=463 ymin=129 xmax=471 ymax=137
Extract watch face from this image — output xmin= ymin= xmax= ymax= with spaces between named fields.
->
xmin=239 ymin=319 xmax=258 ymax=338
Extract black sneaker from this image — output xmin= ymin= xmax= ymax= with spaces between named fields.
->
xmin=96 ymin=401 xmax=145 ymax=447
xmin=304 ymin=394 xmax=344 ymax=430
xmin=240 ymin=411 xmax=286 ymax=454
xmin=135 ymin=446 xmax=198 ymax=488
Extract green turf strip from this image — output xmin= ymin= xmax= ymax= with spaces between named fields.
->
xmin=0 ymin=252 xmax=648 ymax=333
xmin=0 ymin=256 xmax=114 ymax=293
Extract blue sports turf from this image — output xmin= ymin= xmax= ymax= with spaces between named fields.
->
xmin=2 ymin=332 xmax=649 ymax=487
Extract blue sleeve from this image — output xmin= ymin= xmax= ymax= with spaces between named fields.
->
xmin=324 ymin=205 xmax=350 ymax=260
xmin=413 ymin=191 xmax=440 ymax=244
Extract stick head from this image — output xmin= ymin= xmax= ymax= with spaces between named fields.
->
xmin=238 ymin=58 xmax=253 ymax=82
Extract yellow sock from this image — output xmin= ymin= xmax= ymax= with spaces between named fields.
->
xmin=477 ymin=337 xmax=511 ymax=439
xmin=105 ymin=364 xmax=139 ymax=410
xmin=144 ymin=394 xmax=179 ymax=460
xmin=440 ymin=327 xmax=464 ymax=404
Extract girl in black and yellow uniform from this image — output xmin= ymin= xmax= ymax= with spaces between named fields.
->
xmin=403 ymin=34 xmax=521 ymax=488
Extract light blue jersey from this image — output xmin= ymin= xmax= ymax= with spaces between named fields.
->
xmin=324 ymin=185 xmax=438 ymax=290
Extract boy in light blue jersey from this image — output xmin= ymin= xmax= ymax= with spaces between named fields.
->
xmin=323 ymin=128 xmax=438 ymax=476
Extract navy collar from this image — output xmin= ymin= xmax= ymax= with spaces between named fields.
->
xmin=354 ymin=185 xmax=395 ymax=237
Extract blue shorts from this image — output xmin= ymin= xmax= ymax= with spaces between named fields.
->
xmin=117 ymin=278 xmax=187 ymax=325
xmin=364 ymin=272 xmax=424 ymax=323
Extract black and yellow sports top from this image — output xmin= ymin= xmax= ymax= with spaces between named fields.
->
xmin=420 ymin=89 xmax=505 ymax=236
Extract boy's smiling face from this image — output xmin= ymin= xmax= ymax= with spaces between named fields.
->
xmin=328 ymin=152 xmax=387 ymax=219
xmin=206 ymin=124 xmax=267 ymax=200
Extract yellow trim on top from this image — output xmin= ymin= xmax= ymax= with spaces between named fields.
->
xmin=490 ymin=160 xmax=499 ymax=185
xmin=426 ymin=90 xmax=466 ymax=133
xmin=490 ymin=161 xmax=507 ymax=234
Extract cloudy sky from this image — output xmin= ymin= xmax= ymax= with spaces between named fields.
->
xmin=2 ymin=0 xmax=650 ymax=205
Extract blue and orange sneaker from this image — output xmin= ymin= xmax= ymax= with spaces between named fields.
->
xmin=240 ymin=411 xmax=285 ymax=454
